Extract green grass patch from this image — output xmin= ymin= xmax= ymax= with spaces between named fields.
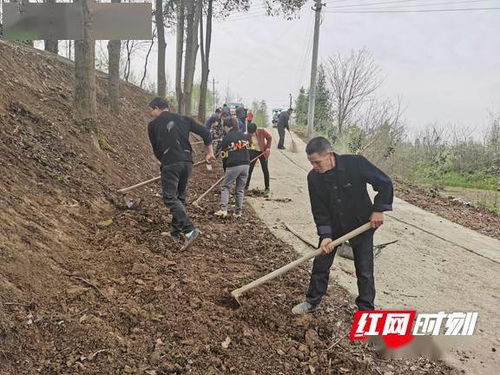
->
xmin=423 ymin=171 xmax=499 ymax=191
xmin=416 ymin=170 xmax=500 ymax=191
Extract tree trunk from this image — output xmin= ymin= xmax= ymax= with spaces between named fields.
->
xmin=183 ymin=0 xmax=201 ymax=116
xmin=155 ymin=0 xmax=166 ymax=98
xmin=44 ymin=0 xmax=58 ymax=53
xmin=198 ymin=0 xmax=213 ymax=122
xmin=74 ymin=0 xmax=97 ymax=125
xmin=107 ymin=0 xmax=121 ymax=114
xmin=141 ymin=28 xmax=156 ymax=89
xmin=107 ymin=39 xmax=121 ymax=114
xmin=175 ymin=2 xmax=185 ymax=113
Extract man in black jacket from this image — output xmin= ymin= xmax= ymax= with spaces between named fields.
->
xmin=148 ymin=97 xmax=216 ymax=251
xmin=277 ymin=108 xmax=292 ymax=149
xmin=292 ymin=137 xmax=393 ymax=314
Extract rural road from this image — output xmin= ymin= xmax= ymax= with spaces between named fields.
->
xmin=246 ymin=129 xmax=500 ymax=375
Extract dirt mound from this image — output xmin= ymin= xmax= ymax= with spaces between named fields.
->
xmin=393 ymin=177 xmax=500 ymax=239
xmin=0 ymin=40 xmax=455 ymax=374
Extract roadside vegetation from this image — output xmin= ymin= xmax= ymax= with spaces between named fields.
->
xmin=293 ymin=49 xmax=499 ymax=214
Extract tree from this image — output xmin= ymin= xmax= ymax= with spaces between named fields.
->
xmin=198 ymin=0 xmax=214 ymax=121
xmin=44 ymin=0 xmax=59 ymax=53
xmin=155 ymin=0 xmax=167 ymax=97
xmin=107 ymin=0 xmax=121 ymax=115
xmin=183 ymin=0 xmax=202 ymax=115
xmin=74 ymin=0 xmax=97 ymax=125
xmin=140 ymin=28 xmax=156 ymax=89
xmin=295 ymin=67 xmax=332 ymax=137
xmin=313 ymin=64 xmax=333 ymax=135
xmin=175 ymin=1 xmax=185 ymax=113
xmin=294 ymin=87 xmax=308 ymax=126
xmin=326 ymin=49 xmax=382 ymax=135
xmin=252 ymin=100 xmax=269 ymax=127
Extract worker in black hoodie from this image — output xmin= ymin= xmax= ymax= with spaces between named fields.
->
xmin=148 ymin=97 xmax=215 ymax=251
xmin=215 ymin=117 xmax=250 ymax=218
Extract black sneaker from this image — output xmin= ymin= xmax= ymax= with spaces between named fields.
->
xmin=180 ymin=228 xmax=202 ymax=251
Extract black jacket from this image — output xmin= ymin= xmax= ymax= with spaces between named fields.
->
xmin=277 ymin=111 xmax=290 ymax=129
xmin=308 ymin=153 xmax=393 ymax=240
xmin=148 ymin=111 xmax=211 ymax=165
xmin=217 ymin=128 xmax=250 ymax=169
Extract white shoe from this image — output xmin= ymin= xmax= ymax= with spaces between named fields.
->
xmin=214 ymin=210 xmax=228 ymax=218
xmin=292 ymin=301 xmax=319 ymax=315
xmin=233 ymin=212 xmax=242 ymax=218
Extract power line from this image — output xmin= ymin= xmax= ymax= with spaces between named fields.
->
xmin=325 ymin=0 xmax=494 ymax=10
xmin=324 ymin=7 xmax=500 ymax=13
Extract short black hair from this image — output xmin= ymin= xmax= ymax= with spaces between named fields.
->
xmin=223 ymin=117 xmax=238 ymax=129
xmin=215 ymin=108 xmax=221 ymax=114
xmin=247 ymin=123 xmax=257 ymax=133
xmin=306 ymin=137 xmax=332 ymax=155
xmin=149 ymin=97 xmax=169 ymax=110
xmin=288 ymin=108 xmax=293 ymax=112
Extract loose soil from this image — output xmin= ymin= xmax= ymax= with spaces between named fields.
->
xmin=0 ymin=40 xmax=455 ymax=374
xmin=393 ymin=178 xmax=499 ymax=240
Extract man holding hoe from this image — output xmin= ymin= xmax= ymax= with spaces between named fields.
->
xmin=148 ymin=97 xmax=216 ymax=251
xmin=293 ymin=137 xmax=393 ymax=314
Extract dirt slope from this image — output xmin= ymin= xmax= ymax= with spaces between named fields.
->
xmin=0 ymin=40 xmax=454 ymax=374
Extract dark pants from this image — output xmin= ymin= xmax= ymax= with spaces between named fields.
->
xmin=161 ymin=162 xmax=194 ymax=236
xmin=277 ymin=126 xmax=286 ymax=149
xmin=306 ymin=230 xmax=375 ymax=310
xmin=246 ymin=150 xmax=270 ymax=190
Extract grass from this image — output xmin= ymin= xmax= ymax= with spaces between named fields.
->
xmin=419 ymin=171 xmax=499 ymax=191
xmin=477 ymin=199 xmax=500 ymax=214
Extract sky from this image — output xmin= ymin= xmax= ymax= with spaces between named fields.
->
xmin=11 ymin=0 xmax=499 ymax=138
xmin=200 ymin=0 xmax=500 ymax=138
xmin=152 ymin=0 xmax=499 ymax=138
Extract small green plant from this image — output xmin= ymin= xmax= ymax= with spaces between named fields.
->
xmin=98 ymin=136 xmax=117 ymax=154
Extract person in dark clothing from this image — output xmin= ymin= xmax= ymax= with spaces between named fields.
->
xmin=292 ymin=137 xmax=393 ymax=315
xmin=237 ymin=117 xmax=246 ymax=133
xmin=277 ymin=108 xmax=292 ymax=149
xmin=221 ymin=104 xmax=231 ymax=117
xmin=245 ymin=123 xmax=272 ymax=193
xmin=204 ymin=108 xmax=221 ymax=130
xmin=148 ymin=97 xmax=216 ymax=251
xmin=236 ymin=106 xmax=247 ymax=132
xmin=215 ymin=118 xmax=250 ymax=218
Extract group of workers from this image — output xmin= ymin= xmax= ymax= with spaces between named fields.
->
xmin=147 ymin=96 xmax=394 ymax=314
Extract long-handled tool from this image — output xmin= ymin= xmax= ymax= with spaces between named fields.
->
xmin=287 ymin=129 xmax=298 ymax=153
xmin=230 ymin=222 xmax=372 ymax=304
xmin=192 ymin=151 xmax=265 ymax=208
xmin=117 ymin=160 xmax=205 ymax=194
xmin=283 ymin=222 xmax=397 ymax=260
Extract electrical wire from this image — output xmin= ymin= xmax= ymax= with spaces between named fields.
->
xmin=325 ymin=0 xmax=494 ymax=10
xmin=324 ymin=7 xmax=500 ymax=13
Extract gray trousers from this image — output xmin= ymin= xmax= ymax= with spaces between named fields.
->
xmin=220 ymin=164 xmax=249 ymax=213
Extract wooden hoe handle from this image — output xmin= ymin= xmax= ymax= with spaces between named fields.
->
xmin=231 ymin=222 xmax=372 ymax=299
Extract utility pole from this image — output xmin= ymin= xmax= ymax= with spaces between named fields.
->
xmin=289 ymin=93 xmax=292 ymax=108
xmin=306 ymin=0 xmax=323 ymax=139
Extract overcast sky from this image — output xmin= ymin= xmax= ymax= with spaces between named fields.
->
xmin=155 ymin=0 xmax=499 ymax=138
xmin=21 ymin=0 xmax=500 ymax=137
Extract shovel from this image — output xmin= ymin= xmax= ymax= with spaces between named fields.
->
xmin=230 ymin=222 xmax=372 ymax=304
